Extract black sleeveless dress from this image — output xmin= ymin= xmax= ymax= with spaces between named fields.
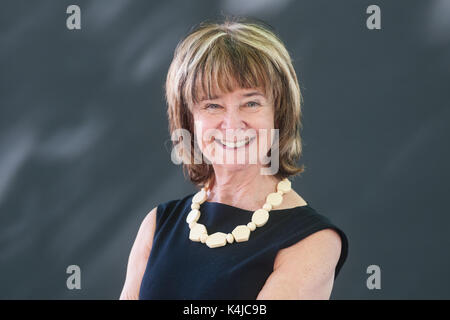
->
xmin=139 ymin=193 xmax=349 ymax=300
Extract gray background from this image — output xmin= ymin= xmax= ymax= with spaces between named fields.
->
xmin=1 ymin=0 xmax=449 ymax=299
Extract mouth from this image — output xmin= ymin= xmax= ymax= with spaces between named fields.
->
xmin=215 ymin=137 xmax=256 ymax=149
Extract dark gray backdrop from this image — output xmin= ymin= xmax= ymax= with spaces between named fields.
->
xmin=1 ymin=0 xmax=449 ymax=299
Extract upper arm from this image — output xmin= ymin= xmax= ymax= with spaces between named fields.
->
xmin=256 ymin=228 xmax=342 ymax=300
xmin=119 ymin=207 xmax=157 ymax=300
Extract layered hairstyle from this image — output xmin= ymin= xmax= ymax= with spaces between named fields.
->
xmin=165 ymin=16 xmax=305 ymax=188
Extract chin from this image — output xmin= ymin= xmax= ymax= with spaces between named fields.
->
xmin=213 ymin=163 xmax=254 ymax=171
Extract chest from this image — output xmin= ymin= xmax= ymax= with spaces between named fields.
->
xmin=139 ymin=225 xmax=280 ymax=299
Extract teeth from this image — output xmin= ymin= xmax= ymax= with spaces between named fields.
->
xmin=217 ymin=138 xmax=253 ymax=148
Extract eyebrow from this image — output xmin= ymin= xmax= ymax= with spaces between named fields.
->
xmin=242 ymin=91 xmax=265 ymax=98
xmin=199 ymin=91 xmax=265 ymax=102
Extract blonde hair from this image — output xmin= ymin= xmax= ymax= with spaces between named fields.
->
xmin=165 ymin=16 xmax=305 ymax=188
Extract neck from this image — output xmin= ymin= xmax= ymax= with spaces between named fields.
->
xmin=206 ymin=165 xmax=281 ymax=211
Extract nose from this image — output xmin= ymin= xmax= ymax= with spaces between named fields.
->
xmin=220 ymin=108 xmax=247 ymax=132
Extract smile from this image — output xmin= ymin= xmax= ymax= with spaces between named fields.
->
xmin=215 ymin=137 xmax=255 ymax=149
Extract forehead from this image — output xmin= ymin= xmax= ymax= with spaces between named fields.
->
xmin=188 ymin=68 xmax=273 ymax=107
xmin=199 ymin=89 xmax=266 ymax=102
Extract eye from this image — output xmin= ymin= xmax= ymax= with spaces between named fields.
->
xmin=245 ymin=101 xmax=260 ymax=108
xmin=205 ymin=104 xmax=222 ymax=110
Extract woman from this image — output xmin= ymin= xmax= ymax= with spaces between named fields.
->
xmin=120 ymin=17 xmax=348 ymax=300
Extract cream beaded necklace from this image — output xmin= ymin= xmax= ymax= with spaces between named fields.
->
xmin=186 ymin=178 xmax=292 ymax=248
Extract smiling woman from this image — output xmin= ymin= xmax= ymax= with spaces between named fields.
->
xmin=120 ymin=16 xmax=348 ymax=300
xmin=190 ymin=86 xmax=276 ymax=172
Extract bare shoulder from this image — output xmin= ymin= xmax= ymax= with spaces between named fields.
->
xmin=274 ymin=227 xmax=342 ymax=273
xmin=275 ymin=188 xmax=308 ymax=210
xmin=274 ymin=188 xmax=341 ymax=266
xmin=119 ymin=207 xmax=158 ymax=300
xmin=257 ymin=228 xmax=343 ymax=299
xmin=130 ymin=207 xmax=158 ymax=252
xmin=139 ymin=207 xmax=158 ymax=245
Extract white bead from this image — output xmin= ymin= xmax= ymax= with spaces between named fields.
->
xmin=192 ymin=189 xmax=207 ymax=204
xmin=232 ymin=225 xmax=251 ymax=242
xmin=186 ymin=183 xmax=292 ymax=247
xmin=191 ymin=202 xmax=200 ymax=210
xmin=206 ymin=232 xmax=227 ymax=248
xmin=266 ymin=192 xmax=283 ymax=207
xmin=277 ymin=179 xmax=291 ymax=194
xmin=189 ymin=223 xmax=207 ymax=242
xmin=252 ymin=209 xmax=269 ymax=227
xmin=186 ymin=209 xmax=200 ymax=224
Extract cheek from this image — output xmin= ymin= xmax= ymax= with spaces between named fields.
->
xmin=253 ymin=115 xmax=276 ymax=151
xmin=253 ymin=114 xmax=275 ymax=135
xmin=193 ymin=111 xmax=275 ymax=148
xmin=255 ymin=106 xmax=275 ymax=128
xmin=193 ymin=118 xmax=217 ymax=150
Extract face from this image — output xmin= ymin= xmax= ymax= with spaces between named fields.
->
xmin=191 ymin=87 xmax=276 ymax=172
